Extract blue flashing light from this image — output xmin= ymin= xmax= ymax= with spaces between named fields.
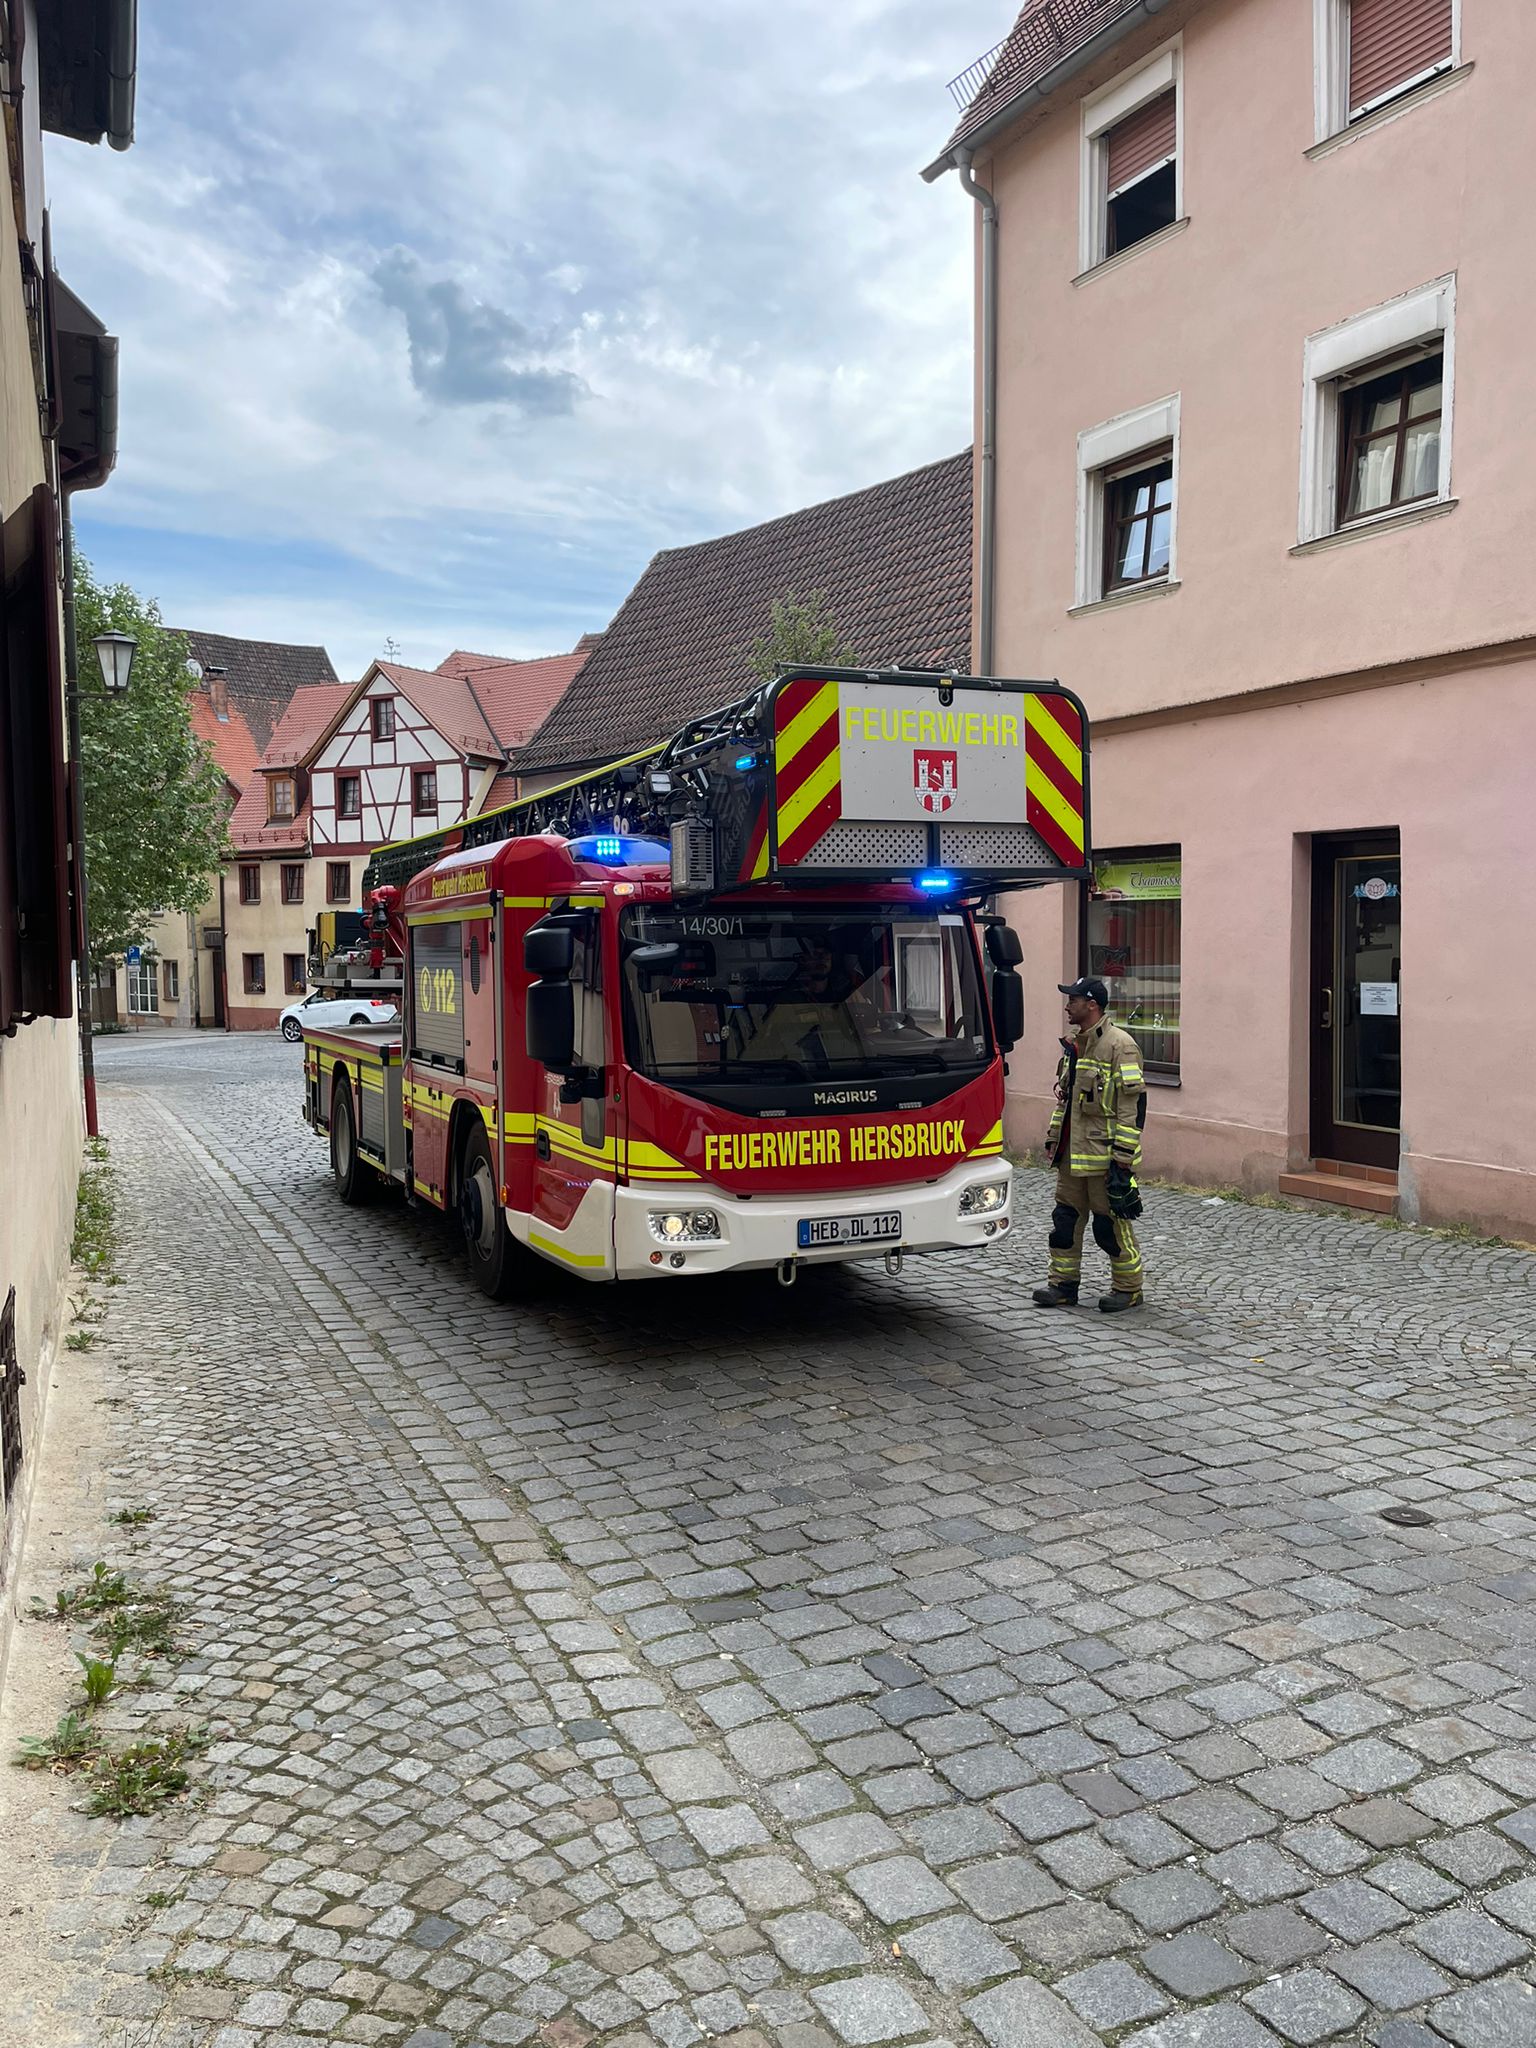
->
xmin=734 ymin=753 xmax=756 ymax=771
xmin=594 ymin=835 xmax=623 ymax=860
xmin=568 ymin=832 xmax=672 ymax=868
xmin=917 ymin=869 xmax=958 ymax=893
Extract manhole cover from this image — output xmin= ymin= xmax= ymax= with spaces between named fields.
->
xmin=1381 ymin=1505 xmax=1434 ymax=1528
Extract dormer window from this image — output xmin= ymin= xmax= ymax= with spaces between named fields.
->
xmin=371 ymin=697 xmax=396 ymax=741
xmin=268 ymin=776 xmax=296 ymax=821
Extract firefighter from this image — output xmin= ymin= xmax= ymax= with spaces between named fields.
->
xmin=1033 ymin=975 xmax=1147 ymax=1313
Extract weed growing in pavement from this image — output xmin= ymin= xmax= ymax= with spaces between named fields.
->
xmin=66 ymin=1329 xmax=96 ymax=1351
xmin=12 ymin=1712 xmax=104 ymax=1772
xmin=71 ymin=1139 xmax=119 ymax=1279
xmin=99 ymin=1593 xmax=178 ymax=1661
xmin=49 ymin=1560 xmax=129 ymax=1616
xmin=85 ymin=1727 xmax=209 ymax=1818
xmin=76 ymin=1652 xmax=119 ymax=1706
xmin=110 ymin=1506 xmax=154 ymax=1527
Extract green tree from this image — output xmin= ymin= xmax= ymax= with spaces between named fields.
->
xmin=746 ymin=590 xmax=858 ymax=681
xmin=74 ymin=557 xmax=231 ymax=959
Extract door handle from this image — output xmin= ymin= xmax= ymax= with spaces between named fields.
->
xmin=535 ymin=1129 xmax=551 ymax=1162
xmin=1320 ymin=987 xmax=1333 ymax=1031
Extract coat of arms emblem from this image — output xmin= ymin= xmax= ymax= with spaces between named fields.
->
xmin=913 ymin=749 xmax=958 ymax=814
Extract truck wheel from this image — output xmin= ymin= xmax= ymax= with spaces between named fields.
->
xmin=331 ymin=1079 xmax=373 ymax=1205
xmin=458 ymin=1124 xmax=518 ymax=1299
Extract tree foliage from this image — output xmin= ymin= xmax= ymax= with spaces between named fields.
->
xmin=746 ymin=590 xmax=859 ymax=682
xmin=74 ymin=557 xmax=232 ymax=959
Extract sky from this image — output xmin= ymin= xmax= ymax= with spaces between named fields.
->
xmin=48 ymin=0 xmax=1003 ymax=682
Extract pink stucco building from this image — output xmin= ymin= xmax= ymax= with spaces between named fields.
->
xmin=928 ymin=0 xmax=1533 ymax=1239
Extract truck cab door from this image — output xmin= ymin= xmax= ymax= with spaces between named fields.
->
xmin=531 ymin=913 xmax=612 ymax=1232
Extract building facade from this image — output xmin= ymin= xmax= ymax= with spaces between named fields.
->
xmin=225 ymin=649 xmax=590 ymax=1028
xmin=1 ymin=0 xmax=136 ymax=1634
xmin=933 ymin=0 xmax=1534 ymax=1238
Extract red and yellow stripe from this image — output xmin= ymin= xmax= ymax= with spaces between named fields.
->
xmin=774 ymin=677 xmax=843 ymax=865
xmin=1025 ymin=691 xmax=1085 ymax=869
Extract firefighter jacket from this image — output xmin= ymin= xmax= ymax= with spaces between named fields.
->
xmin=1046 ymin=1014 xmax=1146 ymax=1176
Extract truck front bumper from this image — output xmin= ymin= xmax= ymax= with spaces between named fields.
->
xmin=610 ymin=1158 xmax=1013 ymax=1281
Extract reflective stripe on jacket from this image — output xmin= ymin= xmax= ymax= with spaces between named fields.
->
xmin=1046 ymin=1015 xmax=1146 ymax=1176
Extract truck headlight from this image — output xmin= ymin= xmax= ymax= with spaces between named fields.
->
xmin=959 ymin=1178 xmax=1010 ymax=1216
xmin=648 ymin=1209 xmax=722 ymax=1244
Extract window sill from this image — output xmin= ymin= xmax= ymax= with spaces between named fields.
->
xmin=1308 ymin=64 xmax=1472 ymax=158
xmin=1292 ymin=497 xmax=1456 ymax=557
xmin=1145 ymin=1071 xmax=1181 ymax=1089
xmin=1073 ymin=216 xmax=1190 ymax=287
xmin=1069 ymin=577 xmax=1181 ymax=618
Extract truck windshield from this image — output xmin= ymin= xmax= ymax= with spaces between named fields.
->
xmin=621 ymin=905 xmax=990 ymax=1083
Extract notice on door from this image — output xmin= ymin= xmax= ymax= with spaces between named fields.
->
xmin=1359 ymin=981 xmax=1399 ymax=1017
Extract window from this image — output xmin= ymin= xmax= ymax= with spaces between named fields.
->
xmin=413 ymin=769 xmax=438 ymax=816
xmin=327 ymin=862 xmax=352 ymax=905
xmin=1076 ymin=394 xmax=1180 ymax=608
xmin=284 ymin=953 xmax=306 ymax=995
xmin=239 ymin=863 xmax=261 ymax=906
xmin=1299 ymin=277 xmax=1454 ymax=543
xmin=127 ymin=957 xmax=159 ymax=1015
xmin=371 ymin=697 xmax=395 ymax=741
xmin=242 ymin=953 xmax=266 ymax=995
xmin=1089 ymin=853 xmax=1181 ymax=1078
xmin=1315 ymin=0 xmax=1456 ymax=139
xmin=1337 ymin=356 xmax=1442 ymax=525
xmin=337 ymin=774 xmax=361 ymax=820
xmin=281 ymin=862 xmax=305 ymax=906
xmin=162 ymin=959 xmax=180 ymax=1002
xmin=268 ymin=775 xmax=295 ymax=821
xmin=1104 ymin=448 xmax=1174 ymax=593
xmin=1081 ymin=47 xmax=1181 ymax=271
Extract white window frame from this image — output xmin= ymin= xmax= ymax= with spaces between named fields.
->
xmin=1313 ymin=0 xmax=1461 ymax=142
xmin=1075 ymin=393 xmax=1181 ymax=609
xmin=1080 ymin=40 xmax=1183 ymax=274
xmin=126 ymin=957 xmax=159 ymax=1015
xmin=1298 ymin=276 xmax=1455 ymax=544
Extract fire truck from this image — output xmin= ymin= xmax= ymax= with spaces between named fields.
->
xmin=301 ymin=667 xmax=1090 ymax=1297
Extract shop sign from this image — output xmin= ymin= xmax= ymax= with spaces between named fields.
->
xmin=1094 ymin=858 xmax=1180 ymax=901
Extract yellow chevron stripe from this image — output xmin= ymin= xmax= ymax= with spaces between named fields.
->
xmin=751 ymin=830 xmax=769 ymax=880
xmin=777 ymin=743 xmax=842 ymax=847
xmin=1027 ymin=694 xmax=1083 ymax=784
xmin=1024 ymin=755 xmax=1084 ymax=853
xmin=529 ymin=1230 xmax=609 ymax=1269
xmin=774 ymin=681 xmax=839 ymax=776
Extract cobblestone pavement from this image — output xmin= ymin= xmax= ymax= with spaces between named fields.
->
xmin=23 ymin=1032 xmax=1536 ymax=2047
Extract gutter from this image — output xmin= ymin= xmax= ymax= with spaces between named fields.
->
xmin=107 ymin=0 xmax=137 ymax=150
xmin=955 ymin=151 xmax=996 ymax=677
xmin=922 ymin=0 xmax=1175 ymax=183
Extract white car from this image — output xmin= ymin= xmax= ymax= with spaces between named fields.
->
xmin=279 ymin=991 xmax=398 ymax=1042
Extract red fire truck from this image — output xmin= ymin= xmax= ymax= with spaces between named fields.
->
xmin=302 ymin=667 xmax=1090 ymax=1297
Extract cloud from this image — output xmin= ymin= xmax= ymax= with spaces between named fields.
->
xmin=48 ymin=0 xmax=1004 ymax=677
xmin=372 ymin=247 xmax=585 ymax=413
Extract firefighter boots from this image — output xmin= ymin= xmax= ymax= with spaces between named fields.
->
xmin=1032 ymin=1281 xmax=1079 ymax=1308
xmin=1098 ymin=1289 xmax=1144 ymax=1314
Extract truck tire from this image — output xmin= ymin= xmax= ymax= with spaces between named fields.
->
xmin=458 ymin=1123 xmax=518 ymax=1299
xmin=331 ymin=1077 xmax=373 ymax=1205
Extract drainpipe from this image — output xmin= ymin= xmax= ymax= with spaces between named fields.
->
xmin=60 ymin=494 xmax=100 ymax=1136
xmin=955 ymin=148 xmax=997 ymax=676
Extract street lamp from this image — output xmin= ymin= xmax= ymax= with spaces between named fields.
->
xmin=93 ymin=628 xmax=137 ymax=696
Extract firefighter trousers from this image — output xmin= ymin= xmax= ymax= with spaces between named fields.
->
xmin=1048 ymin=1168 xmax=1145 ymax=1297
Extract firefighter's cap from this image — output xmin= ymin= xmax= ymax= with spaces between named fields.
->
xmin=1058 ymin=976 xmax=1109 ymax=1009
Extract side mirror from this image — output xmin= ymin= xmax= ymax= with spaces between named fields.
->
xmin=527 ymin=980 xmax=576 ymax=1070
xmin=992 ymin=968 xmax=1024 ymax=1052
xmin=985 ymin=923 xmax=1023 ymax=968
xmin=525 ymin=924 xmax=574 ymax=978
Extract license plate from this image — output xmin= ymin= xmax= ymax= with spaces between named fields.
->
xmin=798 ymin=1211 xmax=902 ymax=1249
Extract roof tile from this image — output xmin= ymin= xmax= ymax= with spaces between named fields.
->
xmin=175 ymin=629 xmax=338 ymax=750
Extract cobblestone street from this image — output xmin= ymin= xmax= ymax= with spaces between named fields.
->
xmin=10 ymin=1030 xmax=1536 ymax=2048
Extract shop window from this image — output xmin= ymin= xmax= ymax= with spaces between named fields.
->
xmin=1089 ymin=852 xmax=1181 ymax=1077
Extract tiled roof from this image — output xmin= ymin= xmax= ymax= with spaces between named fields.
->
xmin=175 ymin=628 xmax=339 ymax=750
xmin=187 ymin=689 xmax=260 ymax=797
xmin=372 ymin=662 xmax=501 ymax=758
xmin=927 ymin=0 xmax=1154 ymax=175
xmin=429 ymin=647 xmax=594 ymax=751
xmin=516 ymin=452 xmax=971 ymax=772
xmin=258 ymin=682 xmax=357 ymax=768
